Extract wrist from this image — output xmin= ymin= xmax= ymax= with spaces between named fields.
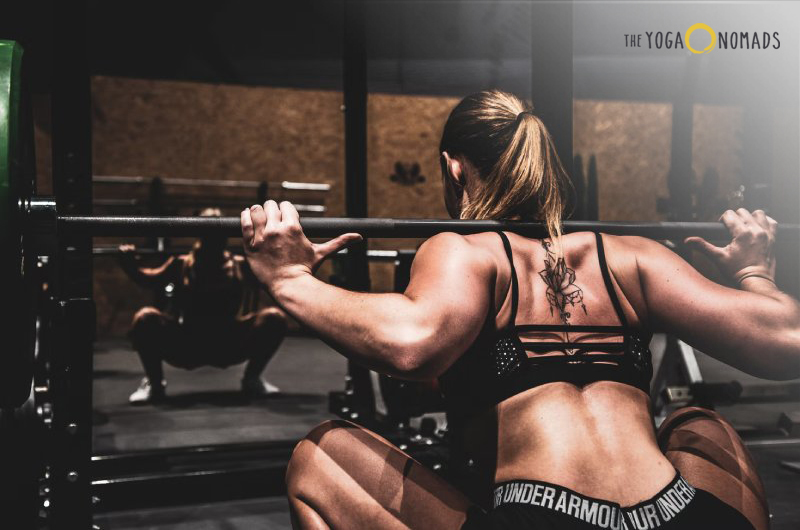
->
xmin=733 ymin=265 xmax=775 ymax=284
xmin=268 ymin=266 xmax=313 ymax=299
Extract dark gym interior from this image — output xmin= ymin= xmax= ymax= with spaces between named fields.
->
xmin=1 ymin=1 xmax=799 ymax=529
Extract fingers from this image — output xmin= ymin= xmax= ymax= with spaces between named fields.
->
xmin=249 ymin=203 xmax=268 ymax=243
xmin=279 ymin=201 xmax=301 ymax=228
xmin=752 ymin=209 xmax=767 ymax=227
xmin=684 ymin=236 xmax=727 ymax=260
xmin=736 ymin=208 xmax=756 ymax=225
xmin=248 ymin=201 xmax=297 ymax=242
xmin=729 ymin=208 xmax=773 ymax=244
xmin=313 ymin=233 xmax=364 ymax=262
xmin=264 ymin=200 xmax=281 ymax=231
xmin=720 ymin=208 xmax=762 ymax=238
xmin=766 ymin=214 xmax=778 ymax=234
xmin=751 ymin=209 xmax=778 ymax=235
xmin=241 ymin=208 xmax=255 ymax=247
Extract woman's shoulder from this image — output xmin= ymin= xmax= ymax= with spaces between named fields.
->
xmin=598 ymin=233 xmax=671 ymax=263
xmin=416 ymin=232 xmax=501 ymax=271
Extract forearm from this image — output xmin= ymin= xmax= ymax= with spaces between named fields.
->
xmin=739 ymin=278 xmax=800 ymax=373
xmin=119 ymin=260 xmax=148 ymax=285
xmin=693 ymin=281 xmax=800 ymax=379
xmin=271 ymin=273 xmax=431 ymax=377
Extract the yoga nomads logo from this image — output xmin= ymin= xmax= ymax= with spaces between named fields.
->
xmin=624 ymin=23 xmax=781 ymax=53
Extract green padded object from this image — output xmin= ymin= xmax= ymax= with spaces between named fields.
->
xmin=0 ymin=40 xmax=37 ymax=408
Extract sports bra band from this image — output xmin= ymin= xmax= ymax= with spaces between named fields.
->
xmin=436 ymin=231 xmax=654 ymax=414
xmin=594 ymin=232 xmax=629 ymax=327
xmin=497 ymin=232 xmax=518 ymax=325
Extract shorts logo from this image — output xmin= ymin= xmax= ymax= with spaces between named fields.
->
xmin=494 ymin=483 xmax=624 ymax=529
xmin=494 ymin=477 xmax=696 ymax=530
xmin=624 ymin=478 xmax=696 ymax=530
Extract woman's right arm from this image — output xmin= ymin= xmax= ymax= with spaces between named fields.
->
xmin=629 ymin=209 xmax=800 ymax=380
xmin=118 ymin=245 xmax=178 ymax=289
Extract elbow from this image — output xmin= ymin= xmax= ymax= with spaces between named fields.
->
xmin=752 ymin=334 xmax=800 ymax=381
xmin=774 ymin=328 xmax=800 ymax=380
xmin=388 ymin=325 xmax=442 ymax=381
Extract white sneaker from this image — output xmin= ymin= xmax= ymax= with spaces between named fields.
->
xmin=129 ymin=377 xmax=167 ymax=405
xmin=241 ymin=377 xmax=281 ymax=397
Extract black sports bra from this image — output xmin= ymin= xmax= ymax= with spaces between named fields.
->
xmin=438 ymin=232 xmax=653 ymax=417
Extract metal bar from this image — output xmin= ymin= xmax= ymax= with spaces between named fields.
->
xmin=92 ymin=245 xmax=413 ymax=260
xmin=343 ymin=0 xmax=373 ymax=420
xmin=280 ymin=181 xmax=331 ymax=191
xmin=93 ymin=175 xmax=331 ymax=191
xmin=49 ymin=0 xmax=93 ymax=526
xmin=57 ymin=215 xmax=800 ymax=241
xmin=677 ymin=340 xmax=704 ymax=385
xmin=93 ymin=198 xmax=326 ymax=212
xmin=342 ymin=0 xmax=370 ymax=288
xmin=94 ymin=198 xmax=139 ymax=206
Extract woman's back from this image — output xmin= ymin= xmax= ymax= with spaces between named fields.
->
xmin=451 ymin=231 xmax=675 ymax=506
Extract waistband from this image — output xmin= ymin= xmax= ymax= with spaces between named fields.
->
xmin=492 ymin=472 xmax=697 ymax=530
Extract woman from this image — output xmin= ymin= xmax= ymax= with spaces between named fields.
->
xmin=240 ymin=90 xmax=799 ymax=529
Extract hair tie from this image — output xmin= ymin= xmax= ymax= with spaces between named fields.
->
xmin=515 ymin=110 xmax=535 ymax=124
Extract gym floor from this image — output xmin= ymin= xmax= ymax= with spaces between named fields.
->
xmin=91 ymin=337 xmax=800 ymax=529
xmin=92 ymin=336 xmax=346 ymax=453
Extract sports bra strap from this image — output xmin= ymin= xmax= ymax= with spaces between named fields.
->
xmin=497 ymin=232 xmax=518 ymax=326
xmin=595 ymin=232 xmax=629 ymax=327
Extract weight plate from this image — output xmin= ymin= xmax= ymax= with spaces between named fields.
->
xmin=0 ymin=40 xmax=37 ymax=407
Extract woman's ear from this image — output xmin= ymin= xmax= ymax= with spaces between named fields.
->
xmin=441 ymin=151 xmax=463 ymax=187
xmin=441 ymin=151 xmax=465 ymax=219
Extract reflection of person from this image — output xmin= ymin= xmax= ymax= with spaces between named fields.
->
xmin=120 ymin=207 xmax=287 ymax=405
xmin=242 ymin=90 xmax=796 ymax=529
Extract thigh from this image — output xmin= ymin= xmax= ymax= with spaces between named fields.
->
xmin=130 ymin=307 xmax=176 ymax=345
xmin=657 ymin=407 xmax=768 ymax=530
xmin=238 ymin=308 xmax=287 ymax=344
xmin=288 ymin=419 xmax=479 ymax=529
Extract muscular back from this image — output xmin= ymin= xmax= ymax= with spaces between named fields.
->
xmin=452 ymin=231 xmax=671 ymax=506
xmin=441 ymin=229 xmax=799 ymax=506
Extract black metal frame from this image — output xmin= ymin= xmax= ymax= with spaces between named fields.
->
xmin=341 ymin=0 xmax=376 ymax=420
xmin=48 ymin=1 xmax=94 ymax=528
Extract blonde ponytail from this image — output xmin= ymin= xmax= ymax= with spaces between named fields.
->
xmin=440 ymin=90 xmax=571 ymax=250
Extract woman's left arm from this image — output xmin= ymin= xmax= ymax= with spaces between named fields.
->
xmin=241 ymin=201 xmax=494 ymax=380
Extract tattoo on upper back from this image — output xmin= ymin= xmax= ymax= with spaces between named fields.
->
xmin=539 ymin=240 xmax=587 ymax=324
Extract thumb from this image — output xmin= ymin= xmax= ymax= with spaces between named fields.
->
xmin=684 ymin=236 xmax=727 ymax=261
xmin=313 ymin=233 xmax=364 ymax=262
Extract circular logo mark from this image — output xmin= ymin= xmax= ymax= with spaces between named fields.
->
xmin=686 ymin=23 xmax=716 ymax=54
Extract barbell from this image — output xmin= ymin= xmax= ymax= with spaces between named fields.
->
xmin=30 ymin=206 xmax=800 ymax=241
xmin=3 ymin=39 xmax=800 ymax=408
